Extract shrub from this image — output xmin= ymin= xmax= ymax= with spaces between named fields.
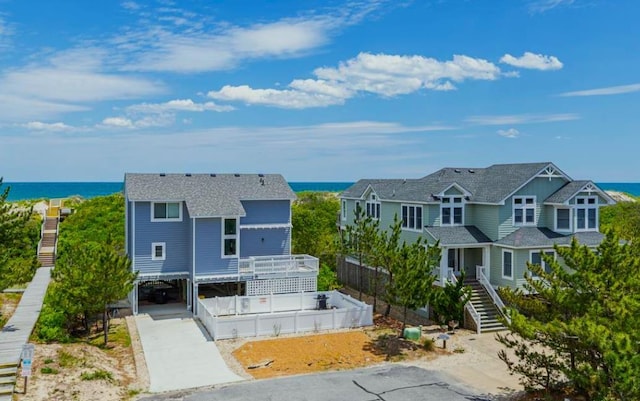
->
xmin=81 ymin=370 xmax=113 ymax=382
xmin=34 ymin=304 xmax=70 ymax=343
xmin=422 ymin=338 xmax=436 ymax=352
xmin=40 ymin=367 xmax=59 ymax=374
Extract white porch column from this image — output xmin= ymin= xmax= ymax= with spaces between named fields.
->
xmin=482 ymin=246 xmax=491 ymax=281
xmin=440 ymin=246 xmax=448 ymax=286
xmin=193 ymin=283 xmax=199 ymax=315
xmin=187 ymin=279 xmax=192 ymax=311
xmin=133 ymin=283 xmax=138 ymax=315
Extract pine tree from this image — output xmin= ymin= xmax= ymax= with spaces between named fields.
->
xmin=497 ymin=232 xmax=640 ymax=399
xmin=375 ymin=216 xmax=402 ymax=317
xmin=342 ymin=203 xmax=380 ymax=302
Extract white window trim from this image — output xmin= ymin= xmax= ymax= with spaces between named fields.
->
xmin=502 ymin=250 xmax=513 ymax=280
xmin=341 ymin=200 xmax=347 ymax=221
xmin=512 ymin=196 xmax=536 ymax=226
xmin=554 ymin=207 xmax=572 ymax=232
xmin=221 ymin=217 xmax=239 ymax=259
xmin=365 ymin=193 xmax=381 ymax=220
xmin=574 ymin=196 xmax=598 ymax=232
xmin=440 ymin=196 xmax=465 ymax=226
xmin=151 ymin=201 xmax=183 ymax=222
xmin=401 ymin=204 xmax=423 ymax=232
xmin=529 ymin=250 xmax=556 ymax=275
xmin=151 ymin=242 xmax=166 ymax=261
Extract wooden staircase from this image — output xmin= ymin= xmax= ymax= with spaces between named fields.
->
xmin=466 ymin=280 xmax=507 ymax=332
xmin=0 ymin=362 xmax=18 ymax=398
xmin=37 ymin=207 xmax=59 ymax=267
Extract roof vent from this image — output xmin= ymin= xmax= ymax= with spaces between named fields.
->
xmin=454 ymin=169 xmax=461 ymax=173
xmin=259 ymin=177 xmax=265 ymax=186
xmin=210 ymin=174 xmax=216 ymax=177
xmin=234 ymin=173 xmax=240 ymax=177
xmin=468 ymin=169 xmax=475 ymax=173
xmin=403 ymin=179 xmax=407 ymax=184
xmin=159 ymin=173 xmax=166 ymax=177
xmin=258 ymin=173 xmax=265 ymax=177
xmin=185 ymin=173 xmax=192 ymax=177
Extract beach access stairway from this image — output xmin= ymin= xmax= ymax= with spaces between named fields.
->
xmin=465 ymin=279 xmax=507 ymax=333
xmin=36 ymin=200 xmax=61 ymax=267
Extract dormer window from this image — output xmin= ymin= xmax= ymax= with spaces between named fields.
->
xmin=366 ymin=193 xmax=381 ymax=220
xmin=575 ymin=196 xmax=597 ymax=231
xmin=441 ymin=197 xmax=463 ymax=225
xmin=513 ymin=196 xmax=536 ymax=226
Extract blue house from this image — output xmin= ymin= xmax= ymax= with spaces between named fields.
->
xmin=124 ymin=173 xmax=319 ymax=314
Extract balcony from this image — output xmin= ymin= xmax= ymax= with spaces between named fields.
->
xmin=239 ymin=254 xmax=319 ymax=279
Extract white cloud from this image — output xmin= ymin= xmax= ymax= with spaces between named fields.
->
xmin=466 ymin=113 xmax=579 ymax=125
xmin=126 ymin=99 xmax=234 ymax=113
xmin=497 ymin=128 xmax=520 ymax=138
xmin=500 ymin=52 xmax=563 ymax=70
xmin=528 ymin=0 xmax=575 ymax=14
xmin=558 ymin=83 xmax=640 ymax=97
xmin=0 ymin=94 xmax=89 ymax=122
xmin=118 ymin=3 xmax=386 ymax=73
xmin=22 ymin=121 xmax=77 ymax=132
xmin=99 ymin=114 xmax=174 ymax=129
xmin=208 ymin=52 xmax=504 ymax=108
xmin=121 ymin=1 xmax=141 ymax=11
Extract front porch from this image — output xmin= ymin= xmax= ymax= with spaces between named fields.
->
xmin=437 ymin=246 xmax=490 ymax=286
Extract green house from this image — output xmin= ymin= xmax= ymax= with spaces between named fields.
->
xmin=340 ymin=162 xmax=615 ymax=291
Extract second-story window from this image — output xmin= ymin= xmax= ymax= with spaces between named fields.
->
xmin=556 ymin=208 xmax=571 ymax=231
xmin=366 ymin=194 xmax=381 ymax=220
xmin=441 ymin=197 xmax=463 ymax=225
xmin=222 ymin=218 xmax=238 ymax=257
xmin=152 ymin=202 xmax=182 ymax=222
xmin=576 ymin=196 xmax=597 ymax=231
xmin=401 ymin=204 xmax=422 ymax=231
xmin=513 ymin=196 xmax=536 ymax=225
xmin=341 ymin=200 xmax=347 ymax=220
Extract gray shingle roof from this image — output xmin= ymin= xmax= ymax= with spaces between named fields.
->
xmin=544 ymin=180 xmax=591 ymax=204
xmin=424 ymin=226 xmax=492 ymax=246
xmin=124 ymin=173 xmax=295 ymax=217
xmin=340 ymin=162 xmax=560 ymax=204
xmin=494 ymin=227 xmax=605 ymax=248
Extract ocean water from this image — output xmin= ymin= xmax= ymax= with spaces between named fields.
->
xmin=4 ymin=181 xmax=639 ymax=202
xmin=3 ymin=182 xmax=355 ymax=201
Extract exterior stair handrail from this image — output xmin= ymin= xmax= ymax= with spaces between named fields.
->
xmin=448 ymin=268 xmax=481 ymax=334
xmin=476 ymin=265 xmax=511 ymax=325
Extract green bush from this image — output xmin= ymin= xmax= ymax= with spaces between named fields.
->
xmin=34 ymin=303 xmax=70 ymax=343
xmin=317 ymin=263 xmax=339 ymax=291
xmin=40 ymin=366 xmax=59 ymax=374
xmin=422 ymin=338 xmax=436 ymax=352
xmin=81 ymin=369 xmax=113 ymax=382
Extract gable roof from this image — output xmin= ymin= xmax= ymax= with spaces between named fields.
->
xmin=544 ymin=180 xmax=615 ymax=205
xmin=341 ymin=162 xmax=568 ymax=204
xmin=124 ymin=173 xmax=295 ymax=217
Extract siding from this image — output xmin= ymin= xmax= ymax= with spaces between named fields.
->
xmin=427 ymin=204 xmax=439 ymax=226
xmin=380 ymin=202 xmax=402 ymax=232
xmin=471 ymin=205 xmax=499 ymax=241
xmin=543 ymin=205 xmax=555 ymax=229
xmin=489 ymin=246 xmax=517 ymax=288
xmin=194 ymin=218 xmax=238 ymax=276
xmin=240 ymin=200 xmax=290 ymax=225
xmin=240 ymin=227 xmax=291 ymax=257
xmin=134 ymin=202 xmax=190 ymax=275
xmin=126 ymin=201 xmax=133 ymax=256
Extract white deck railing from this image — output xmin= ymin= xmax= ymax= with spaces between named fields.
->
xmin=476 ymin=265 xmax=511 ymax=325
xmin=449 ymin=269 xmax=481 ymax=334
xmin=239 ymin=254 xmax=319 ymax=277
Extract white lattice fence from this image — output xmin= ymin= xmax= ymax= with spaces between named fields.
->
xmin=246 ymin=277 xmax=317 ymax=295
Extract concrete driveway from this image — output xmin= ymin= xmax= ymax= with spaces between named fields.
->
xmin=139 ymin=365 xmax=490 ymax=401
xmin=135 ymin=306 xmax=243 ymax=393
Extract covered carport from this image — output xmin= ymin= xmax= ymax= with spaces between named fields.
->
xmin=131 ymin=272 xmax=191 ymax=315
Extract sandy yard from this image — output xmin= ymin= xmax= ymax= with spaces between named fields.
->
xmin=12 ymin=318 xmax=145 ymax=401
xmin=0 ymin=292 xmax=22 ymax=327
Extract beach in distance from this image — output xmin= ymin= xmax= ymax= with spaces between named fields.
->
xmin=4 ymin=181 xmax=640 ymax=201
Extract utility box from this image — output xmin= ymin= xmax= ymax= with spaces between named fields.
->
xmin=403 ymin=327 xmax=421 ymax=340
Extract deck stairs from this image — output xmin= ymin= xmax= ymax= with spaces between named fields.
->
xmin=465 ymin=280 xmax=507 ymax=332
xmin=0 ymin=362 xmax=18 ymax=399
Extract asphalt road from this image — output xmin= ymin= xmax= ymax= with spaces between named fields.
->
xmin=140 ymin=365 xmax=491 ymax=401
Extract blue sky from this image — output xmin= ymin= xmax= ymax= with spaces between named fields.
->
xmin=0 ymin=0 xmax=638 ymax=182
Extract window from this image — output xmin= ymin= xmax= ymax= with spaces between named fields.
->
xmin=222 ymin=218 xmax=238 ymax=257
xmin=556 ymin=208 xmax=571 ymax=231
xmin=401 ymin=204 xmax=422 ymax=231
xmin=341 ymin=200 xmax=347 ymax=220
xmin=575 ymin=197 xmax=597 ymax=231
xmin=502 ymin=250 xmax=513 ymax=279
xmin=151 ymin=242 xmax=166 ymax=261
xmin=365 ymin=193 xmax=381 ymax=219
xmin=530 ymin=251 xmax=555 ymax=275
xmin=441 ymin=197 xmax=463 ymax=225
xmin=513 ymin=196 xmax=536 ymax=225
xmin=152 ymin=202 xmax=182 ymax=221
